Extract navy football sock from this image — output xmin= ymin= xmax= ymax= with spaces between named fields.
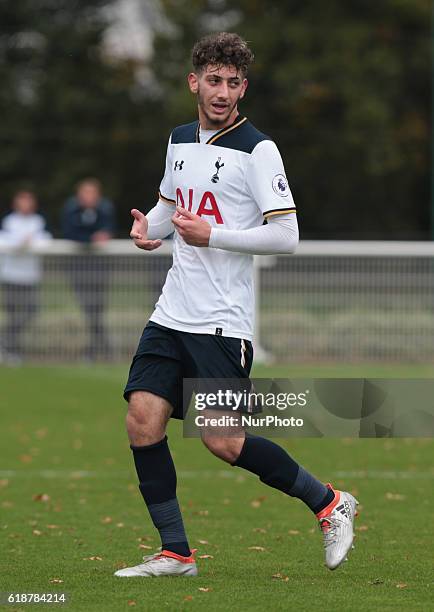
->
xmin=232 ymin=434 xmax=333 ymax=514
xmin=131 ymin=436 xmax=191 ymax=557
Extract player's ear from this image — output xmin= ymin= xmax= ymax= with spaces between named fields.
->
xmin=239 ymin=78 xmax=248 ymax=100
xmin=188 ymin=72 xmax=199 ymax=94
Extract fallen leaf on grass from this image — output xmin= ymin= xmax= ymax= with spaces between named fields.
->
xmin=198 ymin=539 xmax=209 ymax=544
xmin=198 ymin=555 xmax=214 ymax=559
xmin=101 ymin=516 xmax=112 ymax=524
xmin=50 ymin=578 xmax=63 ymax=584
xmin=385 ymin=492 xmax=406 ymax=501
xmin=198 ymin=587 xmax=212 ymax=592
xmin=250 ymin=496 xmax=266 ymax=508
xmin=127 ymin=601 xmax=136 ymax=606
xmin=356 ymin=525 xmax=369 ymax=531
xmin=288 ymin=530 xmax=300 ymax=535
xmin=46 ymin=524 xmax=60 ymax=530
xmin=33 ymin=493 xmax=50 ymax=503
xmin=248 ymin=546 xmax=266 ymax=552
xmin=369 ymin=578 xmax=384 ymax=585
xmin=139 ymin=544 xmax=153 ymax=550
xmin=33 ymin=529 xmax=42 ymax=536
xmin=116 ymin=523 xmax=124 ymax=528
xmin=83 ymin=556 xmax=103 ymax=561
xmin=272 ymin=573 xmax=289 ymax=582
xmin=0 ymin=479 xmax=9 ymax=488
xmin=253 ymin=528 xmax=267 ymax=534
xmin=396 ymin=583 xmax=408 ymax=589
xmin=184 ymin=595 xmax=193 ymax=601
xmin=20 ymin=454 xmax=33 ymax=464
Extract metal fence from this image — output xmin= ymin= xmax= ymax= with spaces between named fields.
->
xmin=1 ymin=240 xmax=434 ymax=364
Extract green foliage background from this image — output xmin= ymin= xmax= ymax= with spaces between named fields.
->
xmin=0 ymin=0 xmax=430 ymax=238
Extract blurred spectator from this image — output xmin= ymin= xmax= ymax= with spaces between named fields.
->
xmin=62 ymin=178 xmax=115 ymax=361
xmin=0 ymin=190 xmax=52 ymax=363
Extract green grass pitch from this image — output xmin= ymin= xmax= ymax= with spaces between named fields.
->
xmin=0 ymin=364 xmax=433 ymax=611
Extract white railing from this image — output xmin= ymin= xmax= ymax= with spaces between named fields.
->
xmin=1 ymin=240 xmax=434 ymax=363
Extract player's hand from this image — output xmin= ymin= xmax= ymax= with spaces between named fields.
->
xmin=130 ymin=209 xmax=162 ymax=251
xmin=172 ymin=207 xmax=211 ymax=247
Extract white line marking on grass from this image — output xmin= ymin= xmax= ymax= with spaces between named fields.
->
xmin=333 ymin=470 xmax=434 ymax=480
xmin=0 ymin=469 xmax=238 ymax=479
xmin=1 ymin=469 xmax=434 ymax=480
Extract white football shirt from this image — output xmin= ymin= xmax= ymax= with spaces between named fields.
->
xmin=149 ymin=116 xmax=296 ymax=341
xmin=0 ymin=212 xmax=52 ymax=285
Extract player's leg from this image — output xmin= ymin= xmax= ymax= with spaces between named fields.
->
xmin=188 ymin=334 xmax=357 ymax=570
xmin=189 ymin=335 xmax=335 ymax=515
xmin=127 ymin=390 xmax=192 ymax=557
xmin=116 ymin=322 xmax=197 ymax=577
xmin=201 ymin=425 xmax=334 ymax=513
xmin=116 ymin=390 xmax=196 ymax=577
xmin=202 ymin=426 xmax=358 ymax=570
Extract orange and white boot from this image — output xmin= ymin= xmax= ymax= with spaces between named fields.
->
xmin=114 ymin=549 xmax=198 ymax=577
xmin=316 ymin=484 xmax=359 ymax=570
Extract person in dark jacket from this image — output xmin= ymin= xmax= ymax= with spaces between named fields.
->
xmin=62 ymin=178 xmax=115 ymax=360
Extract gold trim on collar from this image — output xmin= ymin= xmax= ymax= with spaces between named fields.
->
xmin=206 ymin=116 xmax=247 ymax=145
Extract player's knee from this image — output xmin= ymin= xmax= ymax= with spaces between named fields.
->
xmin=126 ymin=391 xmax=166 ymax=445
xmin=201 ymin=435 xmax=241 ymax=464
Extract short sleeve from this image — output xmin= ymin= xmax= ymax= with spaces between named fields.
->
xmin=158 ymin=135 xmax=176 ymax=205
xmin=246 ymin=140 xmax=296 ymax=220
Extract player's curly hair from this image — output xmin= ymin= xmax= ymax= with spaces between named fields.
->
xmin=192 ymin=32 xmax=254 ymax=76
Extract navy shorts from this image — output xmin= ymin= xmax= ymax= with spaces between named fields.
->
xmin=124 ymin=321 xmax=254 ymax=419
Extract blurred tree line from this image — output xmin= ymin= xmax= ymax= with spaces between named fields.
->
xmin=0 ymin=0 xmax=430 ymax=238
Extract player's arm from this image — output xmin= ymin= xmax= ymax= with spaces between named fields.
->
xmin=172 ymin=206 xmax=298 ymax=253
xmin=209 ymin=212 xmax=298 ymax=254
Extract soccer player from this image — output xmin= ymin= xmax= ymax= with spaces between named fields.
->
xmin=115 ymin=32 xmax=358 ymax=578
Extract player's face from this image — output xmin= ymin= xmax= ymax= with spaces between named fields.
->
xmin=188 ymin=64 xmax=248 ymax=130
